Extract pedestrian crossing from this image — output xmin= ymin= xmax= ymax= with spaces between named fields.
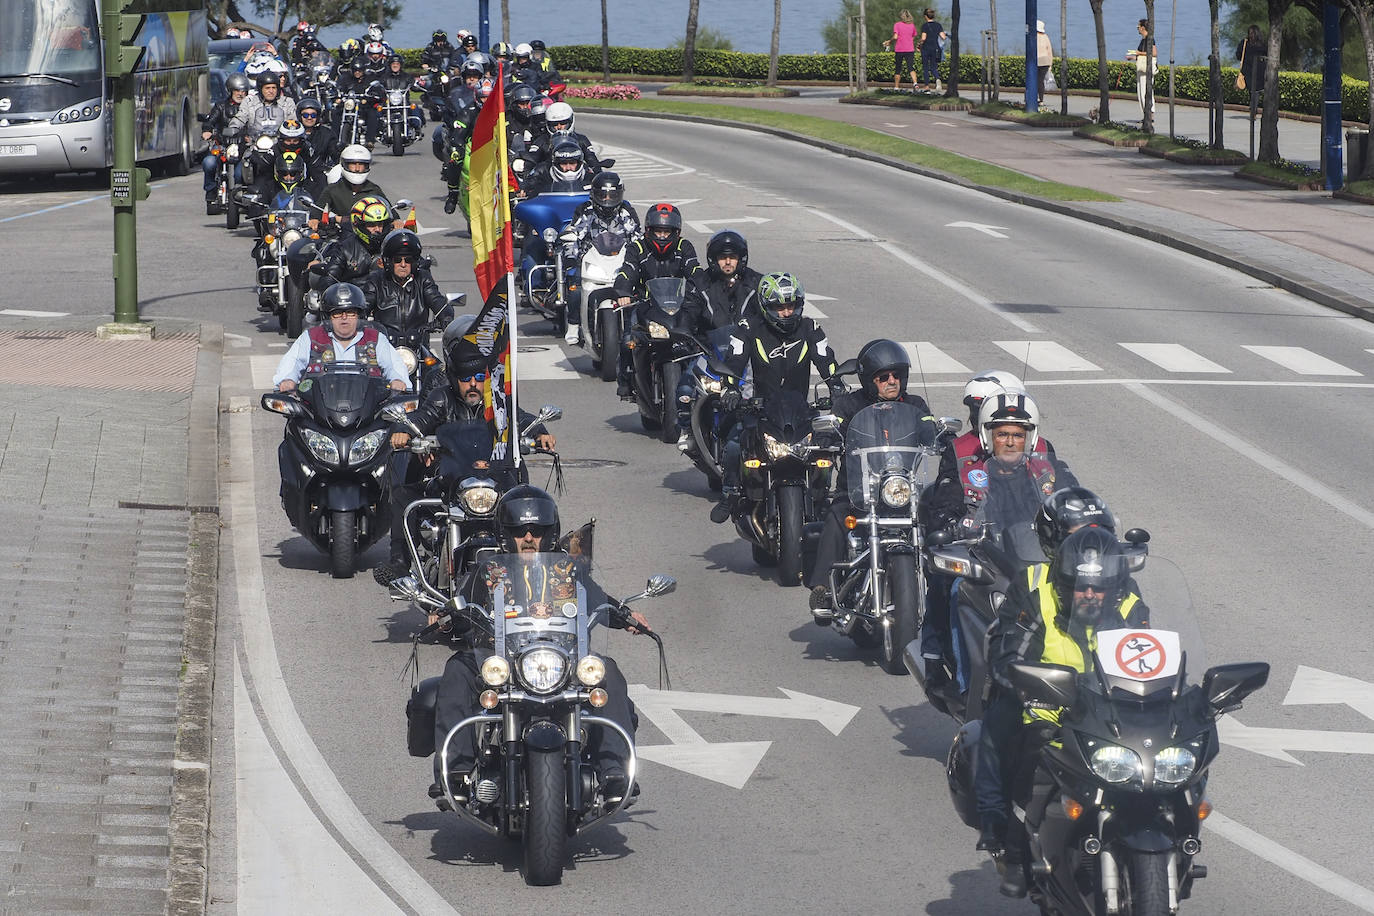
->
xmin=597 ymin=146 xmax=694 ymax=181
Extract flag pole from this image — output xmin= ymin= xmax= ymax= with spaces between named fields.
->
xmin=506 ymin=268 xmax=520 ymax=469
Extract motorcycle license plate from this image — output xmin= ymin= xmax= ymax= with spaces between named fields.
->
xmin=0 ymin=144 xmax=38 ymax=157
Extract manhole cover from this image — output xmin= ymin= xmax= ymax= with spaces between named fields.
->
xmin=518 ymin=344 xmax=552 ymax=353
xmin=997 ymin=303 xmax=1060 ymax=314
xmin=554 ymin=458 xmax=627 ymax=469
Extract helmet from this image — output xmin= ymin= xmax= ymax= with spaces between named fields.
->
xmin=255 ymin=70 xmax=284 ymax=91
xmin=339 ymin=144 xmax=371 ymax=184
xmin=323 ymin=281 xmax=367 ymax=316
xmin=339 ymin=38 xmax=361 ymax=61
xmin=226 ymin=72 xmax=251 ymax=94
xmin=590 ymin=171 xmax=624 ymax=216
xmin=273 ymin=152 xmax=305 ymax=191
xmin=514 ymin=42 xmax=533 ymax=58
xmin=303 ymin=24 xmax=317 ymax=37
xmin=757 ymin=272 xmax=806 ymax=335
xmin=963 ymin=369 xmax=1025 ymax=422
xmin=365 ymin=40 xmax=386 ymax=58
xmin=380 ymin=228 xmax=422 ymax=264
xmin=295 ymin=20 xmax=309 ymax=32
xmin=225 ymin=27 xmax=241 ymax=37
xmin=644 ymin=203 xmax=682 ymax=256
xmin=1036 ymin=488 xmax=1114 ymax=562
xmin=977 ymin=391 xmax=1040 ymax=456
xmin=544 ymin=100 xmax=573 ymax=132
xmin=278 ymin=118 xmax=305 ymax=140
xmin=459 ymin=33 xmax=478 ymax=50
xmin=530 ymin=39 xmax=546 ymax=52
xmin=475 ymin=78 xmax=495 ymax=104
xmin=459 ymin=57 xmax=485 ymax=80
xmin=349 ymin=195 xmax=392 ymax=246
xmin=550 ymin=140 xmax=585 ymax=183
xmin=296 ymin=97 xmax=322 ymax=118
xmin=509 ymin=83 xmax=539 ymax=120
xmin=441 ymin=313 xmax=477 ymax=355
xmin=855 ymin=338 xmax=911 ymax=399
xmin=456 ymin=29 xmax=472 ymax=40
xmin=387 ymin=54 xmax=404 ymax=68
xmin=431 ymin=29 xmax=448 ymax=43
xmin=491 ymin=42 xmax=512 ymax=60
xmin=1050 ymin=526 xmax=1129 ymax=631
xmin=366 ymin=24 xmax=383 ymax=42
xmin=495 ymin=484 xmax=560 ymax=551
xmin=706 ymin=229 xmax=749 ymax=273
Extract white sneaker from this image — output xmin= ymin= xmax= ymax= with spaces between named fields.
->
xmin=676 ymin=432 xmax=692 ymax=453
xmin=563 ymin=325 xmax=579 ymax=346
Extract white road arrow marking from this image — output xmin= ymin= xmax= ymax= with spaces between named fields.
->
xmin=1283 ymin=666 xmax=1374 ymax=722
xmin=685 ymin=216 xmax=773 ymax=235
xmin=884 ymin=122 xmax=909 ymax=127
xmin=628 ymin=685 xmax=860 ymax=788
xmin=946 ymin=221 xmax=1010 ymax=239
xmin=0 ymin=308 xmax=70 ymax=317
xmin=1216 ymin=717 xmax=1374 ymax=765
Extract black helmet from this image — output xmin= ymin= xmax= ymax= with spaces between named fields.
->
xmin=589 ymin=171 xmax=624 ymax=215
xmin=509 ymin=83 xmax=539 ymax=121
xmin=530 ymin=39 xmax=547 ymax=51
xmin=1050 ymin=527 xmax=1129 ymax=631
xmin=757 ymin=272 xmax=805 ymax=335
xmin=495 ymin=484 xmax=560 ymax=551
xmin=380 ymin=228 xmax=422 ymax=264
xmin=1036 ymin=488 xmax=1114 ymax=562
xmin=644 ymin=203 xmax=682 ymax=256
xmin=323 ymin=282 xmax=367 ymax=316
xmin=273 ymin=151 xmax=305 ymax=190
xmin=226 ymin=72 xmax=251 ymax=94
xmin=550 ymin=139 xmax=585 ymax=183
xmin=855 ymin=338 xmax=910 ymax=399
xmin=431 ymin=29 xmax=448 ymax=43
xmin=706 ymin=230 xmax=749 ymax=274
xmin=460 ymin=33 xmax=479 ymax=50
xmin=296 ymin=96 xmax=322 ymax=117
xmin=387 ymin=54 xmax=403 ymax=68
xmin=255 ymin=70 xmax=284 ymax=90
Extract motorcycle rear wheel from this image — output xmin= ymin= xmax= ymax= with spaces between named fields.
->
xmin=521 ymin=748 xmax=567 ymax=886
xmin=225 ymin=191 xmax=240 ymax=231
xmin=881 ymin=553 xmax=920 ymax=675
xmin=329 ymin=510 xmax=356 ymax=579
xmin=776 ymin=486 xmax=804 ymax=587
xmin=658 ymin=360 xmax=681 ymax=444
xmin=598 ymin=317 xmax=617 ymax=382
xmin=286 ymin=278 xmax=306 ymax=338
xmin=1127 ymin=851 xmax=1172 ymax=916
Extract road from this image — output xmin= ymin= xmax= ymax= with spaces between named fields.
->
xmin=5 ymin=111 xmax=1373 ymax=914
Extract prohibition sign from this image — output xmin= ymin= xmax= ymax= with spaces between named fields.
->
xmin=1114 ymin=632 xmax=1167 ymax=679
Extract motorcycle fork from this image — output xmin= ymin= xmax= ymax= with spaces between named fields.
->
xmin=555 ymin=249 xmax=565 ymax=309
xmin=565 ymin=708 xmax=582 ymax=815
xmin=503 ymin=706 xmax=522 ymax=832
xmin=868 ymin=515 xmax=886 ymax=618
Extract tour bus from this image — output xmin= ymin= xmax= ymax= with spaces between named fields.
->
xmin=0 ymin=0 xmax=207 ymax=176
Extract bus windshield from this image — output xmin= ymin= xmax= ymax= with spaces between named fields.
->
xmin=0 ymin=0 xmax=102 ymax=83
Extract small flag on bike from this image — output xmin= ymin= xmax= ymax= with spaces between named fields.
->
xmin=467 ymin=62 xmax=515 ymax=301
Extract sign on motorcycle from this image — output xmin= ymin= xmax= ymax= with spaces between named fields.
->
xmin=1096 ymin=629 xmax=1180 ymax=681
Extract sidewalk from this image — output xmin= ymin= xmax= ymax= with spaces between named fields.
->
xmin=0 ymin=318 xmax=220 ymax=915
xmin=619 ymin=86 xmax=1374 ymax=317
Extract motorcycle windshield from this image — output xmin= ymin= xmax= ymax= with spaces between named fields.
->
xmin=589 ymin=230 xmax=625 ymax=257
xmin=512 ymin=192 xmax=588 ymax=231
xmin=303 ymin=364 xmax=379 ymax=422
xmin=844 ymin=401 xmax=940 ymax=507
xmin=645 ymin=277 xmax=687 ymax=316
xmin=488 ymin=552 xmax=598 ymax=664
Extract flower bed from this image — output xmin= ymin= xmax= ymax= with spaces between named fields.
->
xmin=563 ymin=84 xmax=642 ymax=101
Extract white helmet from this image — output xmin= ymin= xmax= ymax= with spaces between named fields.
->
xmin=544 ymin=101 xmax=573 ymax=132
xmin=963 ymin=368 xmax=1024 ymax=419
xmin=514 ymin=42 xmax=533 ymax=57
xmin=339 ymin=144 xmax=372 ymax=185
xmin=244 ymin=57 xmax=271 ymax=77
xmin=978 ymin=391 xmax=1041 ymax=455
xmin=366 ymin=24 xmax=383 ymax=41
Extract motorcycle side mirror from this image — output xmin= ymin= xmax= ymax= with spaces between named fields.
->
xmin=381 ymin=401 xmax=423 ymax=434
xmin=834 ymin=357 xmax=858 ymax=377
xmin=261 ymin=391 xmax=305 ymax=416
xmin=928 ymin=546 xmax=993 ymax=585
xmin=938 ymin=416 xmax=963 ymax=437
xmin=537 ymin=404 xmax=562 ymax=424
xmin=388 ymin=576 xmax=421 ymax=603
xmin=1124 ymin=528 xmax=1150 ymax=545
xmin=644 ymin=575 xmax=676 ymax=598
xmin=1006 ymin=662 xmax=1079 ymax=712
xmin=1201 ymin=662 xmax=1270 ymax=716
xmin=702 ymin=354 xmax=733 ymax=378
xmin=600 ymin=157 xmax=616 ymax=168
xmin=395 ymin=198 xmax=413 ymax=212
xmin=434 ymin=302 xmax=456 ymax=326
xmin=445 ymin=291 xmax=467 ymax=307
xmin=812 ymin=413 xmax=840 ymax=435
xmin=926 ymin=529 xmax=954 ymax=549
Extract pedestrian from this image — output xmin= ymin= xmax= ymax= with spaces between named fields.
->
xmin=1035 ymin=20 xmax=1053 ymax=100
xmin=1125 ymin=19 xmax=1157 ymax=120
xmin=918 ymin=9 xmax=948 ymax=92
xmin=882 ymin=10 xmax=919 ymax=92
xmin=1235 ymin=24 xmax=1265 ymax=101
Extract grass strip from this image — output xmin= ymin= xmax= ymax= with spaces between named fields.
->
xmin=1237 ymin=160 xmax=1325 ymax=189
xmin=1142 ymin=136 xmax=1248 ymax=164
xmin=973 ymin=101 xmax=1088 ymax=127
xmin=574 ymin=96 xmax=1117 ymax=201
xmin=658 ymin=82 xmax=797 ymax=97
xmin=842 ymin=89 xmax=974 ymax=110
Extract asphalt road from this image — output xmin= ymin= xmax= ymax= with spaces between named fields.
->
xmin=4 ymin=112 xmax=1372 ymax=915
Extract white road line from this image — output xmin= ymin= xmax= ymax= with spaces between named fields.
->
xmin=1119 ymin=342 xmax=1231 ymax=373
xmin=517 ymin=344 xmax=586 ymax=381
xmin=1205 ymin=813 xmax=1374 ymax=913
xmin=805 ymin=207 xmax=1041 ymax=333
xmin=1124 ymin=381 xmax=1374 ymax=530
xmin=0 ymin=191 xmax=108 ymax=223
xmin=249 ymin=353 xmax=278 ymax=390
xmin=994 ymin=340 xmax=1102 ymax=372
xmin=900 ymin=341 xmax=971 ymax=374
xmin=1244 ymin=345 xmax=1361 ymax=376
xmin=0 ymin=308 xmax=70 ymax=317
xmin=228 ymin=393 xmax=460 ymax=916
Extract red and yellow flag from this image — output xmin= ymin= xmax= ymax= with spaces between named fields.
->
xmin=467 ymin=64 xmax=514 ymax=300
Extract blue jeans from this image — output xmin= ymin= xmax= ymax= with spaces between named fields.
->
xmin=921 ymin=50 xmax=941 ymax=85
xmin=202 ymin=154 xmax=242 ymax=193
xmin=974 ymin=687 xmax=1020 ymax=826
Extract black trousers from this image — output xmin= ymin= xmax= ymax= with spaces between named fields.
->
xmin=388 ymin=452 xmax=426 ymax=564
xmin=807 ymin=497 xmax=853 ymax=589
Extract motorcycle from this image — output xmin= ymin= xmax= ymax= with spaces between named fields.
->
xmin=513 ymin=189 xmax=588 ymax=333
xmin=685 ymin=325 xmax=751 ymax=490
xmin=376 ymin=82 xmax=424 ymax=157
xmin=573 ymin=229 xmax=629 ymax=381
xmin=945 ymin=558 xmax=1269 ymax=915
xmin=626 ymin=277 xmax=703 ymax=444
xmin=820 ymin=399 xmax=953 ymax=674
xmin=261 ymin=364 xmax=409 ymax=578
xmin=722 ymin=388 xmax=838 ymax=586
xmin=373 ymin=293 xmax=462 ymax=394
xmin=336 ymin=92 xmax=367 ymax=148
xmin=253 ymin=190 xmax=317 ymax=328
xmin=409 ymin=551 xmax=674 ymax=885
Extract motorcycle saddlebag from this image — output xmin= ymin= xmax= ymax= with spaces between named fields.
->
xmin=406 ymin=676 xmax=442 ymax=757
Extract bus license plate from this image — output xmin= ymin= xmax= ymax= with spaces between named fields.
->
xmin=0 ymin=144 xmax=38 ymax=157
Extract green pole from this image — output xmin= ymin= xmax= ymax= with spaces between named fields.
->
xmin=111 ymin=69 xmax=139 ymax=324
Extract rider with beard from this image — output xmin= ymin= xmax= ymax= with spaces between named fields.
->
xmin=314 ymin=145 xmax=391 ymax=230
xmin=294 ymin=97 xmax=339 ymax=175
xmin=562 ymin=171 xmax=640 ymax=346
xmin=806 ymin=340 xmax=933 ymax=616
xmin=201 ymin=72 xmax=249 ymax=212
xmin=612 ymin=204 xmax=703 ymax=399
xmin=377 ymin=323 xmax=555 ymax=584
xmin=428 ymin=485 xmax=649 ymax=807
xmin=975 ymin=526 xmax=1148 ymax=897
xmin=310 ymin=195 xmax=392 ymax=291
xmin=421 ymin=30 xmax=455 ymax=72
xmin=709 ymin=272 xmax=841 ymax=523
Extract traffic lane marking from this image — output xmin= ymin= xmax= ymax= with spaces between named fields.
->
xmin=993 ymin=340 xmax=1102 ymax=372
xmin=1119 ymin=342 xmax=1232 ymax=373
xmin=1243 ymin=345 xmax=1360 ymax=376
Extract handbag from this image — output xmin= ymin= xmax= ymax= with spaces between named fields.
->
xmin=1236 ymin=39 xmax=1248 ymax=90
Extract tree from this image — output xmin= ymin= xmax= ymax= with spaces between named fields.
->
xmin=1089 ymin=0 xmax=1110 ymax=123
xmin=1209 ymin=0 xmax=1225 ymax=148
xmin=989 ymin=0 xmax=999 ymax=99
xmin=684 ymin=0 xmax=700 ymax=82
xmin=945 ymin=0 xmax=962 ymax=96
xmin=1339 ymin=0 xmax=1374 ymax=178
xmin=208 ymin=0 xmax=398 ymax=41
xmin=768 ymin=0 xmax=783 ymax=86
xmin=1143 ymin=0 xmax=1156 ymax=133
xmin=821 ymin=0 xmax=946 ymax=54
xmin=601 ymin=0 xmax=611 ymax=83
xmin=670 ymin=27 xmax=734 ymax=51
xmin=1258 ymin=0 xmax=1294 ymax=161
xmin=502 ymin=0 xmax=510 ymax=44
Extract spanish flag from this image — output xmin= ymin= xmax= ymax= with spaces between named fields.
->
xmin=467 ymin=64 xmax=514 ymax=300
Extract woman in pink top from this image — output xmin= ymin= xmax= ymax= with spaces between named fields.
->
xmin=882 ymin=9 xmax=919 ymax=91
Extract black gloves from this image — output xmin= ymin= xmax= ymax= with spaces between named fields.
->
xmin=719 ymin=388 xmax=742 ymax=413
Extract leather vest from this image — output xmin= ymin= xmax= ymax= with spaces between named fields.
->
xmin=305 ymin=325 xmax=382 ymax=376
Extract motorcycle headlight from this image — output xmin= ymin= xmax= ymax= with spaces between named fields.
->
xmin=518 ymin=647 xmax=568 ymax=694
xmin=301 ymin=428 xmax=341 ymax=465
xmin=281 ymin=228 xmax=303 ymax=247
xmin=542 ymin=226 xmax=559 ymax=245
xmin=459 ymin=485 xmax=499 ymax=516
xmin=227 ymin=142 xmax=240 ymax=159
xmin=646 ymin=321 xmax=669 ymax=340
xmin=762 ymin=432 xmax=793 ymax=461
xmin=255 ymin=134 xmax=275 ymax=152
xmin=1090 ymin=745 xmax=1143 ymax=784
xmin=576 ymin=654 xmax=605 ymax=687
xmin=388 ymin=89 xmax=406 ymax=104
xmin=480 ymin=656 xmax=510 ymax=686
xmin=347 ymin=429 xmax=386 ymax=465
xmin=881 ymin=475 xmax=913 ymax=507
xmin=395 ymin=346 xmax=418 ymax=376
xmin=702 ymin=377 xmax=724 ymax=395
xmin=344 ymin=98 xmax=357 ymax=110
xmin=1152 ymin=746 xmax=1197 ymax=786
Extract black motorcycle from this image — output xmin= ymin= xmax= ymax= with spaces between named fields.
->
xmin=946 ymin=560 xmax=1268 ymax=915
xmin=371 ymin=294 xmax=461 ymax=394
xmin=627 ymin=277 xmax=701 ymax=444
xmin=262 ymin=364 xmax=409 ymax=577
xmin=724 ymin=389 xmax=838 ymax=586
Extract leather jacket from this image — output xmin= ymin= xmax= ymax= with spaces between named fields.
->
xmin=312 ymin=232 xmax=381 ymax=289
xmin=359 ymin=266 xmax=448 ymax=349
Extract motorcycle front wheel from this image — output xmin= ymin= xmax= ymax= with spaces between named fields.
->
xmin=329 ymin=510 xmax=356 ymax=579
xmin=881 ymin=553 xmax=920 ymax=675
xmin=658 ymin=360 xmax=681 ymax=444
xmin=392 ymin=126 xmax=405 ymax=157
xmin=599 ymin=316 xmax=618 ymax=382
xmin=1127 ymin=850 xmax=1173 ymax=916
xmin=286 ymin=279 xmax=306 ymax=338
xmin=225 ymin=190 xmax=240 ymax=231
xmin=776 ymin=485 xmax=804 ymax=587
xmin=521 ymin=748 xmax=567 ymax=886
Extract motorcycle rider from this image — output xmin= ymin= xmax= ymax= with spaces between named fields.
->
xmin=538 ymin=101 xmax=601 ymax=174
xmin=336 ymin=37 xmax=362 ymax=70
xmin=225 ymin=70 xmax=297 ymax=142
xmin=200 ymin=72 xmax=250 ymax=212
xmin=310 ymin=195 xmax=393 ymax=291
xmin=336 ymin=56 xmax=372 ymax=97
xmin=510 ymin=43 xmax=544 ymax=89
xmin=612 ymin=203 xmax=703 ymax=399
xmin=974 ymin=526 xmax=1148 ymax=897
xmin=314 ymin=145 xmax=392 ymax=230
xmin=361 ymin=39 xmax=391 ymax=78
xmin=1029 ymin=487 xmax=1115 ymax=591
xmin=529 ymin=39 xmax=554 ymax=72
xmin=429 ymin=486 xmax=648 ymax=805
xmin=805 ymin=340 xmax=933 ymax=617
xmin=271 ymin=282 xmax=410 ymax=392
xmin=421 ymin=29 xmax=454 ymax=71
xmin=246 ymin=119 xmax=314 ymax=202
xmin=709 ymin=272 xmax=840 ymax=523
xmin=365 ymin=54 xmax=417 ymax=144
xmin=288 ymin=21 xmax=325 ymax=69
xmin=440 ymin=77 xmax=495 ymax=217
xmin=295 ymin=97 xmax=339 ymax=175
xmin=360 ymin=229 xmax=449 ymax=370
xmin=562 ymin=171 xmax=640 ymax=346
xmin=519 ymin=136 xmax=591 ymax=198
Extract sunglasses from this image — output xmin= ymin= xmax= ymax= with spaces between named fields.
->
xmin=874 ymin=370 xmax=901 ymax=383
xmin=300 ymin=111 xmax=319 ymax=119
xmin=512 ymin=525 xmax=550 ymax=538
xmin=393 ymin=255 xmax=415 ymax=264
xmin=456 ymin=371 xmax=486 ymax=383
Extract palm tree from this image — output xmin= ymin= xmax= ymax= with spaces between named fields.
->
xmin=946 ymin=0 xmax=962 ymax=96
xmin=1209 ymin=0 xmax=1224 ymax=147
xmin=501 ymin=0 xmax=509 ymax=44
xmin=1143 ymin=1 xmax=1156 ymax=132
xmin=601 ymin=0 xmax=611 ymax=83
xmin=1090 ymin=0 xmax=1110 ymax=123
xmin=988 ymin=0 xmax=1000 ymax=100
xmin=1258 ymin=0 xmax=1293 ymax=161
xmin=1340 ymin=0 xmax=1374 ymax=178
xmin=767 ymin=0 xmax=782 ymax=86
xmin=684 ymin=0 xmax=701 ymax=82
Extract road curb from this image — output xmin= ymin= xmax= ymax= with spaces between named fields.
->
xmin=167 ymin=322 xmax=223 ymax=916
xmin=583 ymin=107 xmax=1374 ymax=322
